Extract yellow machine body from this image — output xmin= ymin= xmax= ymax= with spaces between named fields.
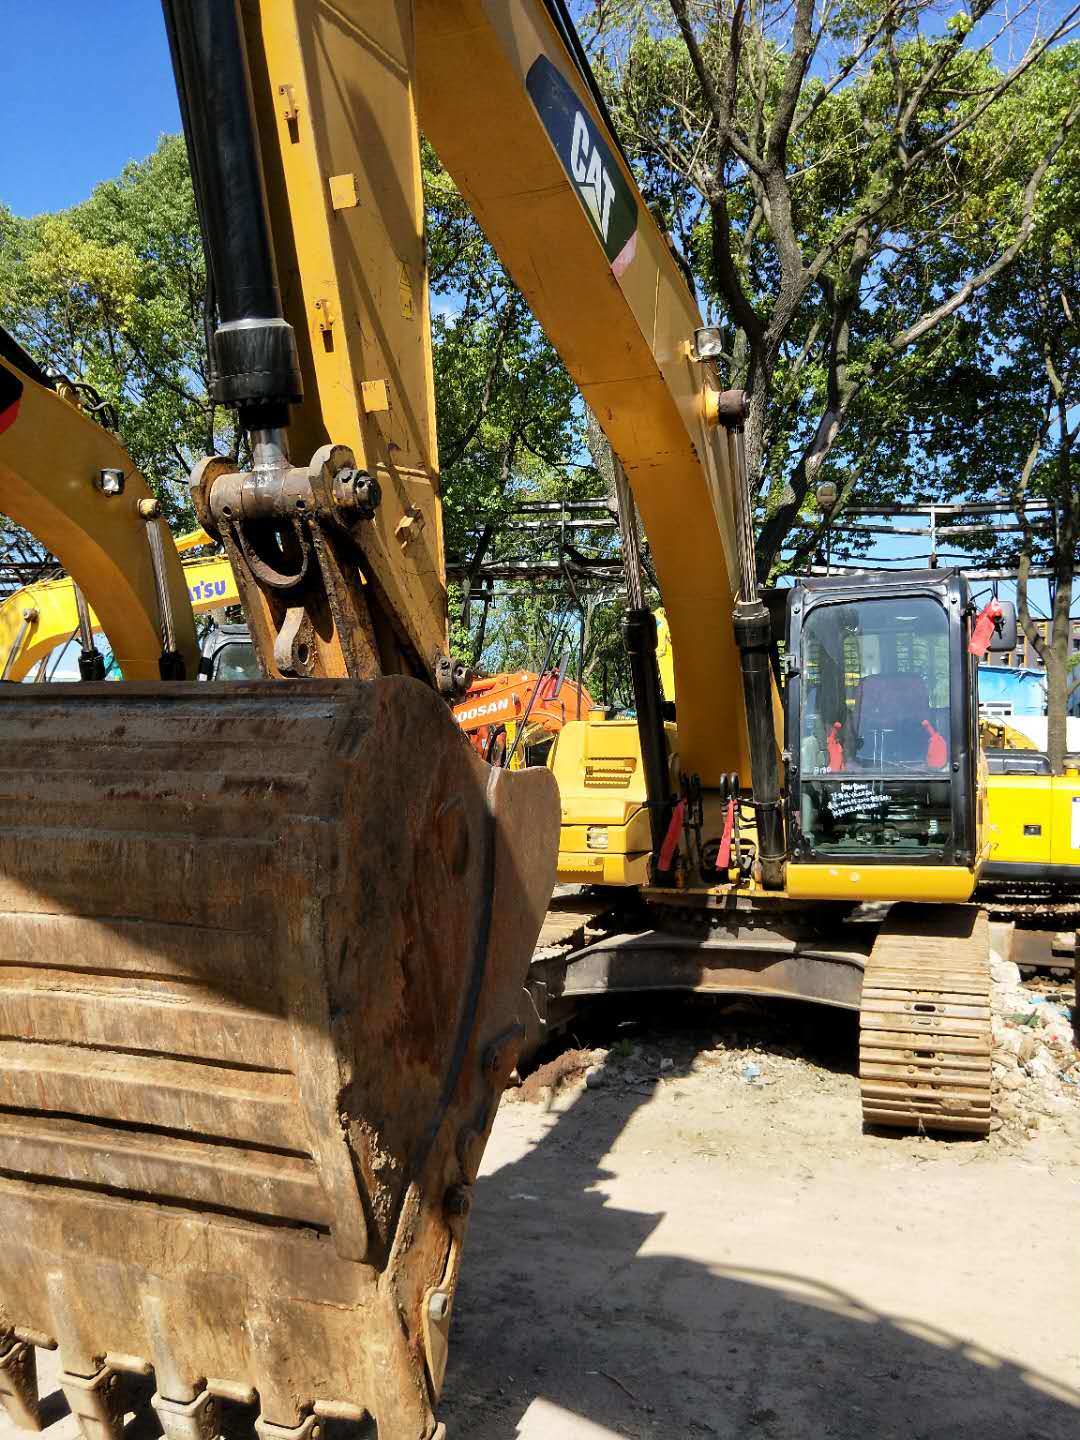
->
xmin=549 ymin=712 xmax=659 ymax=886
xmin=785 ymin=862 xmax=977 ymax=904
xmin=238 ymin=0 xmax=448 ymax=672
xmin=551 ymin=716 xmax=979 ymax=904
xmin=984 ymin=769 xmax=1080 ymax=882
xmin=0 ymin=362 xmax=199 ymax=681
xmin=416 ymin=1 xmax=750 ymax=790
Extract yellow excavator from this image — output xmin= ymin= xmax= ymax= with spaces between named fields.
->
xmin=0 ymin=531 xmax=237 ymax=681
xmin=0 ymin=3 xmax=1018 ymax=1438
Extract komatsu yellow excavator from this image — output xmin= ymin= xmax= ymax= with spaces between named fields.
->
xmin=0 ymin=532 xmax=236 ymax=681
xmin=0 ymin=3 xmax=1015 ymax=1438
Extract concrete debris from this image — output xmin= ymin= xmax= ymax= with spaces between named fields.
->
xmin=990 ymin=957 xmax=1078 ymax=1140
xmin=990 ymin=955 xmax=1023 ymax=989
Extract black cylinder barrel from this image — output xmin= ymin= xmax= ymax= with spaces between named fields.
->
xmin=733 ymin=599 xmax=786 ymax=888
xmin=623 ymin=608 xmax=675 ymax=873
xmin=161 ymin=0 xmax=301 ymax=421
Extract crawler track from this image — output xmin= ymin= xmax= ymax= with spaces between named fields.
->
xmin=859 ymin=904 xmax=992 ymax=1135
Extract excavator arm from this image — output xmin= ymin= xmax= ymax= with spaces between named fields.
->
xmin=0 ymin=541 xmax=238 ymax=683
xmin=416 ymin=1 xmax=748 ymax=786
xmin=0 ymin=342 xmax=199 ymax=682
xmin=454 ymin=669 xmax=594 ymax=765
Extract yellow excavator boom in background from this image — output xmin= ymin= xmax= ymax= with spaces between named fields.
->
xmin=0 ymin=335 xmax=199 ymax=682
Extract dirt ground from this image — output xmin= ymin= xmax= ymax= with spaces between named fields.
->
xmin=6 ymin=995 xmax=1078 ymax=1440
xmin=438 ymin=995 xmax=1080 ymax=1439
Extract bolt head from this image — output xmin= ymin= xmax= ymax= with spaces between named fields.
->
xmin=428 ymin=1291 xmax=450 ymax=1322
xmin=353 ymin=473 xmax=381 ymax=517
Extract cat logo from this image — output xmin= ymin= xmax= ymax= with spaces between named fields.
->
xmin=526 ymin=55 xmax=638 ymax=276
xmin=570 ymin=110 xmax=615 ymax=242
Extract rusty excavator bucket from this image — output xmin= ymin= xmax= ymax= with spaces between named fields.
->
xmin=0 ymin=5 xmax=566 ymax=1435
xmin=0 ymin=679 xmax=559 ymax=1440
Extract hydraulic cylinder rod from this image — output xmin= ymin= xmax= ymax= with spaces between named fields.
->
xmin=73 ymin=584 xmax=106 ymax=682
xmin=160 ymin=0 xmax=301 ymax=430
xmin=614 ymin=457 xmax=675 ymax=873
xmin=623 ymin=607 xmax=676 ymax=868
xmin=719 ymin=392 xmax=786 ymax=890
xmin=733 ymin=600 xmax=785 ymax=888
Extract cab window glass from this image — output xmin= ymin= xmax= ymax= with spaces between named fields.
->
xmin=799 ymin=597 xmax=950 ymax=776
xmin=211 ymin=642 xmax=260 ymax=681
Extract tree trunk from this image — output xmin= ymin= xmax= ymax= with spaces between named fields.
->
xmin=469 ymin=593 xmax=492 ymax=669
xmin=1046 ymin=571 xmax=1072 ymax=774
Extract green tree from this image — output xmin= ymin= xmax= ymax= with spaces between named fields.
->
xmin=0 ymin=136 xmax=228 ymax=527
xmin=425 ymin=142 xmax=623 ymax=680
xmin=1 ymin=136 xmax=613 ymax=687
xmin=925 ymin=45 xmax=1080 ymax=770
xmin=585 ymin=1 xmax=1080 ymax=579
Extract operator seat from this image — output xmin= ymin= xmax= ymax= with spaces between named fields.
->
xmin=854 ymin=670 xmax=936 ymax=766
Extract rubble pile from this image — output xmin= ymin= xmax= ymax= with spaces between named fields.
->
xmin=578 ymin=1033 xmax=831 ymax=1093
xmin=990 ymin=951 xmax=1079 ymax=1136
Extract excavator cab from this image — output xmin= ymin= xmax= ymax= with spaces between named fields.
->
xmin=788 ymin=572 xmax=975 ymax=872
xmin=785 ymin=570 xmax=1014 ymax=899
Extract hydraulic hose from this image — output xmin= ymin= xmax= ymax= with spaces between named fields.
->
xmin=733 ymin=600 xmax=785 ymax=888
xmin=719 ymin=391 xmax=786 ymax=890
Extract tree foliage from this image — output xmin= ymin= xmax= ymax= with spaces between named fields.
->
xmin=911 ymin=40 xmax=1080 ymax=768
xmin=0 ymin=136 xmax=225 ymax=527
xmin=425 ymin=141 xmax=623 ymax=683
xmin=583 ymin=0 xmax=1080 ymax=578
xmin=3 ymin=10 xmax=1076 ymax=707
xmin=0 ymin=134 xmax=624 ymax=686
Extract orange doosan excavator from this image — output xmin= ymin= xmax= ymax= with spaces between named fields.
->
xmin=454 ymin=667 xmax=594 ymax=766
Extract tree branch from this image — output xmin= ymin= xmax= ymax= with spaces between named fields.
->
xmin=887 ymin=94 xmax=1080 ymax=356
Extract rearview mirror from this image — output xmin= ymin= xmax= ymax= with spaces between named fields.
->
xmin=988 ymin=600 xmax=1017 ymax=652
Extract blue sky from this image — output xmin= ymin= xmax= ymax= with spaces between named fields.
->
xmin=1 ymin=3 xmax=179 ymax=217
xmin=5 ymin=2 xmax=1076 ymax=217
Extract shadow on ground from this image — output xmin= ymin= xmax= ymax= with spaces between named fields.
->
xmin=441 ymin=1015 xmax=1079 ymax=1439
xmin=20 ymin=997 xmax=1075 ymax=1440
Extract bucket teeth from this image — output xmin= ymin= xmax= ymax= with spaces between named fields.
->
xmin=254 ymin=1413 xmax=322 ymax=1440
xmin=59 ymin=1365 xmax=127 ymax=1440
xmin=152 ymin=1386 xmax=220 ymax=1440
xmin=0 ymin=1340 xmax=41 ymax=1432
